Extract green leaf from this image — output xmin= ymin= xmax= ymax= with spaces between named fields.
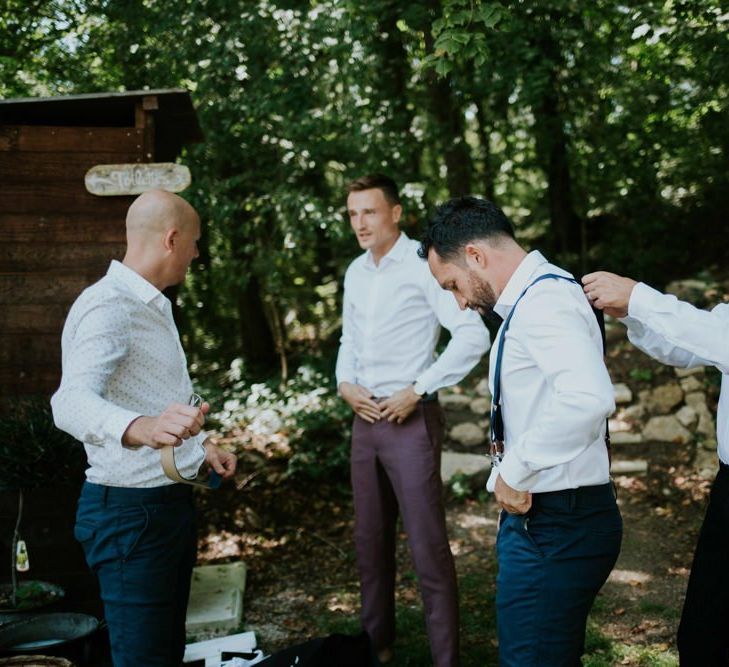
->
xmin=435 ymin=57 xmax=453 ymax=77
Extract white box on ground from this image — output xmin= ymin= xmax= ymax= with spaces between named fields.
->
xmin=186 ymin=562 xmax=248 ymax=636
xmin=184 ymin=631 xmax=257 ymax=666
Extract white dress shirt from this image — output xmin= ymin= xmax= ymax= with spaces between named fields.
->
xmin=51 ymin=260 xmax=206 ymax=488
xmin=622 ymin=282 xmax=728 ymax=464
xmin=486 ymin=251 xmax=615 ymax=493
xmin=335 ymin=232 xmax=488 ymax=397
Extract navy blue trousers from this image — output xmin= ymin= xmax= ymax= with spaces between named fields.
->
xmin=496 ymin=483 xmax=622 ymax=667
xmin=75 ymin=481 xmax=197 ymax=667
xmin=677 ymin=463 xmax=729 ymax=666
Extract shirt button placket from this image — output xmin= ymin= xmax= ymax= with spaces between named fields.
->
xmin=363 ymin=270 xmax=382 ymax=392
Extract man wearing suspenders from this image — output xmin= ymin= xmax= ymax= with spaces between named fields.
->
xmin=419 ymin=196 xmax=622 ymax=666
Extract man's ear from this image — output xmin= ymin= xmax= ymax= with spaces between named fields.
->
xmin=391 ymin=204 xmax=403 ymax=224
xmin=464 ymin=242 xmax=486 ymax=268
xmin=163 ymin=227 xmax=178 ymax=253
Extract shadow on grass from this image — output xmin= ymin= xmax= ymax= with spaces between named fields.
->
xmin=312 ymin=568 xmax=498 ymax=666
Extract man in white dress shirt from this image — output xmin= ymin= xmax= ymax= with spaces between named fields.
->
xmin=421 ymin=196 xmax=622 ymax=666
xmin=582 ymin=270 xmax=728 ymax=666
xmin=336 ymin=175 xmax=488 ymax=666
xmin=52 ymin=190 xmax=236 ymax=666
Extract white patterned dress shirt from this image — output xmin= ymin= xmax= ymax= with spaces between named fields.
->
xmin=486 ymin=251 xmax=615 ymax=493
xmin=51 ymin=260 xmax=206 ymax=487
xmin=622 ymin=282 xmax=728 ymax=465
xmin=335 ymin=232 xmax=489 ymax=397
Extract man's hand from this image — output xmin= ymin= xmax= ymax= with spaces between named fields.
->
xmin=379 ymin=385 xmax=421 ymax=424
xmin=339 ymin=382 xmax=381 ymax=423
xmin=204 ymin=441 xmax=237 ymax=480
xmin=494 ymin=474 xmax=532 ymax=514
xmin=123 ymin=402 xmax=209 ymax=449
xmin=582 ymin=271 xmax=638 ymax=319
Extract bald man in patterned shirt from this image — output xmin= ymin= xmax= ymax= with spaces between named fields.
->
xmin=52 ymin=190 xmax=236 ymax=666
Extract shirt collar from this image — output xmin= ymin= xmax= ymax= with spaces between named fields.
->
xmin=364 ymin=231 xmax=409 ymax=269
xmin=107 ymin=260 xmax=166 ymax=308
xmin=493 ymin=250 xmax=549 ymax=320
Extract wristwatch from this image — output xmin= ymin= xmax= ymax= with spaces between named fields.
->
xmin=412 ymin=380 xmax=426 ymax=397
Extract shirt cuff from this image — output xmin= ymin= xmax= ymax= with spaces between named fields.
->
xmin=412 ymin=378 xmax=428 ymax=396
xmin=496 ymin=450 xmax=539 ymax=492
xmin=627 ymin=282 xmax=662 ymax=321
xmin=336 ymin=373 xmax=357 ymax=390
xmin=413 ymin=370 xmax=438 ymax=396
xmin=105 ymin=409 xmax=144 ymax=459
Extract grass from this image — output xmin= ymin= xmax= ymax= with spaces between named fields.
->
xmin=584 ymin=620 xmax=678 ymax=666
xmin=312 ymin=563 xmax=499 ymax=666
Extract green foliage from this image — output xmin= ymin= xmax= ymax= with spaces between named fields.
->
xmin=422 ymin=1 xmax=506 ymax=75
xmin=629 ymin=367 xmax=654 ymax=383
xmin=1 ymin=0 xmax=727 ymax=375
xmin=448 ymin=472 xmax=473 ymax=500
xmin=285 ymin=395 xmax=352 ymax=482
xmin=447 ymin=471 xmax=489 ymax=503
xmin=213 ymin=361 xmax=352 ymax=482
xmin=0 ymin=398 xmax=86 ymax=490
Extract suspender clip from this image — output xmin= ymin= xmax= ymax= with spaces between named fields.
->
xmin=489 ymin=440 xmax=504 ymax=467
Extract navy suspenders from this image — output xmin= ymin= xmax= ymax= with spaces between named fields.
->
xmin=489 ymin=273 xmax=611 ymax=466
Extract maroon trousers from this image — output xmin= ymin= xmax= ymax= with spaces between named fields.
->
xmin=351 ymin=401 xmax=459 ymax=667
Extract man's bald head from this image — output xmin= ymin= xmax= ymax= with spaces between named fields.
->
xmin=126 ymin=189 xmax=199 ymax=238
xmin=122 ymin=189 xmax=202 ymax=290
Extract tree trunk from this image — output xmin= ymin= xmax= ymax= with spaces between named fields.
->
xmin=423 ymin=15 xmax=472 ymax=197
xmin=474 ymin=99 xmax=496 ymax=202
xmin=377 ymin=1 xmax=420 ymax=178
xmin=236 ymin=274 xmax=278 ymax=374
xmin=533 ymin=32 xmax=582 ymax=266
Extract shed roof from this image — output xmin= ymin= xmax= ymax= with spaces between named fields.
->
xmin=0 ymin=88 xmax=203 ymax=155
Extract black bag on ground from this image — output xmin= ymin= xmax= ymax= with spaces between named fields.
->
xmin=258 ymin=632 xmax=376 ymax=667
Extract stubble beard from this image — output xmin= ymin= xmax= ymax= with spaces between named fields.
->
xmin=468 ymin=272 xmax=497 ymax=317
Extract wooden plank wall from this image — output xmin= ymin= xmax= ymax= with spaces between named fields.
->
xmin=0 ymin=124 xmax=145 ymax=395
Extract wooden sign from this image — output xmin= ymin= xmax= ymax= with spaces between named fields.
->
xmin=85 ymin=163 xmax=191 ymax=196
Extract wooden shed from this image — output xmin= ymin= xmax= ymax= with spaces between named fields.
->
xmin=0 ymin=89 xmax=203 ymax=397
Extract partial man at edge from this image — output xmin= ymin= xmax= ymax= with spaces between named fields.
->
xmin=583 ymin=270 xmax=729 ymax=667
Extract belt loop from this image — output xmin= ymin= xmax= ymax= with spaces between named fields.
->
xmin=102 ymin=485 xmax=109 ymax=506
xmin=569 ymin=489 xmax=577 ymax=510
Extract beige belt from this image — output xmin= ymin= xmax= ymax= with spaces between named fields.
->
xmin=160 ymin=444 xmax=216 ymax=489
xmin=159 ymin=393 xmax=220 ymax=489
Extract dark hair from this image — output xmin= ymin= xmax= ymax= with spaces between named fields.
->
xmin=346 ymin=174 xmax=401 ymax=206
xmin=418 ymin=196 xmax=515 ymax=262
